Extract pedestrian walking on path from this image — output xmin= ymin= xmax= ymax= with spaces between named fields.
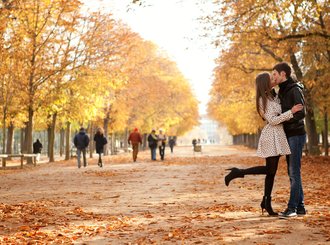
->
xmin=94 ymin=127 xmax=107 ymax=168
xmin=224 ymin=72 xmax=303 ymax=216
xmin=148 ymin=129 xmax=158 ymax=160
xmin=157 ymin=129 xmax=167 ymax=160
xmin=128 ymin=128 xmax=142 ymax=162
xmin=169 ymin=137 xmax=175 ymax=153
xmin=73 ymin=127 xmax=90 ymax=168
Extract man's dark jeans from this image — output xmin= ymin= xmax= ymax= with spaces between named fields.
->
xmin=151 ymin=147 xmax=157 ymax=160
xmin=286 ymin=134 xmax=306 ymax=210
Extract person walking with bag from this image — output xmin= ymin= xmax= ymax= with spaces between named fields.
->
xmin=128 ymin=128 xmax=142 ymax=162
xmin=272 ymin=62 xmax=307 ymax=218
xmin=94 ymin=127 xmax=107 ymax=168
xmin=148 ymin=129 xmax=158 ymax=161
xmin=224 ymin=72 xmax=303 ymax=216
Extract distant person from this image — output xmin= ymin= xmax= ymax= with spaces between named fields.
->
xmin=224 ymin=72 xmax=303 ymax=216
xmin=147 ymin=129 xmax=158 ymax=160
xmin=192 ymin=138 xmax=197 ymax=148
xmin=94 ymin=127 xmax=107 ymax=167
xmin=33 ymin=139 xmax=43 ymax=162
xmin=73 ymin=127 xmax=90 ymax=168
xmin=168 ymin=137 xmax=175 ymax=153
xmin=128 ymin=128 xmax=142 ymax=162
xmin=157 ymin=129 xmax=167 ymax=160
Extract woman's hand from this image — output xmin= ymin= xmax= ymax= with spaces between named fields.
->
xmin=291 ymin=104 xmax=304 ymax=114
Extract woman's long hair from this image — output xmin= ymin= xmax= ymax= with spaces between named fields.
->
xmin=255 ymin=72 xmax=274 ymax=118
xmin=96 ymin=127 xmax=104 ymax=136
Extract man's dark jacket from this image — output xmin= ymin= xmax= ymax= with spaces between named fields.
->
xmin=278 ymin=77 xmax=306 ymax=138
xmin=74 ymin=131 xmax=90 ymax=150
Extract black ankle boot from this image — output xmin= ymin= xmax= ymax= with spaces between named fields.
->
xmin=224 ymin=168 xmax=244 ymax=186
xmin=263 ymin=196 xmax=277 ymax=216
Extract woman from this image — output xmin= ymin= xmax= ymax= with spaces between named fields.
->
xmin=224 ymin=72 xmax=303 ymax=215
xmin=94 ymin=127 xmax=107 ymax=167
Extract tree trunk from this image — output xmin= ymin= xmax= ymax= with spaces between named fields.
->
xmin=47 ymin=126 xmax=51 ymax=158
xmin=111 ymin=132 xmax=116 ymax=155
xmin=20 ymin=128 xmax=25 ymax=153
xmin=59 ymin=128 xmax=65 ymax=157
xmin=65 ymin=121 xmax=71 ymax=160
xmin=304 ymin=91 xmax=320 ymax=155
xmin=89 ymin=121 xmax=94 ymax=158
xmin=25 ymin=107 xmax=34 ymax=163
xmin=49 ymin=113 xmax=57 ymax=162
xmin=324 ymin=110 xmax=329 ymax=156
xmin=103 ymin=117 xmax=109 ymax=156
xmin=6 ymin=123 xmax=14 ymax=158
xmin=124 ymin=127 xmax=128 ymax=152
xmin=290 ymin=51 xmax=320 ymax=155
xmin=2 ymin=108 xmax=6 ymax=154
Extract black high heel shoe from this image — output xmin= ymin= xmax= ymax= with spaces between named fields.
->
xmin=261 ymin=196 xmax=277 ymax=216
xmin=224 ymin=168 xmax=244 ymax=186
xmin=260 ymin=196 xmax=266 ymax=215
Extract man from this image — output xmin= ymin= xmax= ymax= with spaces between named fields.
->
xmin=73 ymin=127 xmax=90 ymax=168
xmin=128 ymin=128 xmax=142 ymax=162
xmin=33 ymin=139 xmax=43 ymax=162
xmin=272 ymin=62 xmax=306 ymax=218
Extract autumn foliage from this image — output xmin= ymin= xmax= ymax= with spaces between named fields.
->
xmin=207 ymin=0 xmax=329 ymax=154
xmin=0 ymin=0 xmax=198 ymax=158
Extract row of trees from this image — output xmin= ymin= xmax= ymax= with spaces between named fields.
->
xmin=207 ymin=0 xmax=329 ymax=155
xmin=0 ymin=0 xmax=199 ymax=162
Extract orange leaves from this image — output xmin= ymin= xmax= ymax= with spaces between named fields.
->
xmin=208 ymin=0 xmax=330 ymax=135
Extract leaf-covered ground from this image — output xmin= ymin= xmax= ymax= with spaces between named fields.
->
xmin=0 ymin=145 xmax=329 ymax=244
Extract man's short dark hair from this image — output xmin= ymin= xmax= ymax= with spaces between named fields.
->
xmin=79 ymin=127 xmax=85 ymax=131
xmin=273 ymin=62 xmax=291 ymax=78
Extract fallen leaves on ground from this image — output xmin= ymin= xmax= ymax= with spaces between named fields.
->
xmin=0 ymin=150 xmax=329 ymax=243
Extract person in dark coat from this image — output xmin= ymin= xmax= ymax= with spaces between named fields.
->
xmin=33 ymin=139 xmax=43 ymax=162
xmin=168 ymin=137 xmax=175 ymax=153
xmin=94 ymin=127 xmax=107 ymax=167
xmin=147 ymin=129 xmax=158 ymax=160
xmin=73 ymin=127 xmax=90 ymax=168
xmin=192 ymin=138 xmax=197 ymax=148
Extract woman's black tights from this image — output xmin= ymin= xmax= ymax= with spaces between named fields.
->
xmin=241 ymin=156 xmax=280 ymax=196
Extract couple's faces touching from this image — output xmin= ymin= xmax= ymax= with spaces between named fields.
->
xmin=271 ymin=70 xmax=287 ymax=86
xmin=266 ymin=70 xmax=285 ymax=88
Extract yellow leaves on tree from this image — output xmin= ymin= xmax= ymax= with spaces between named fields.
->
xmin=208 ymin=0 xmax=329 ymax=139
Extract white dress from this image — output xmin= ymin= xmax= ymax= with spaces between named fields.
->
xmin=256 ymin=96 xmax=292 ymax=158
